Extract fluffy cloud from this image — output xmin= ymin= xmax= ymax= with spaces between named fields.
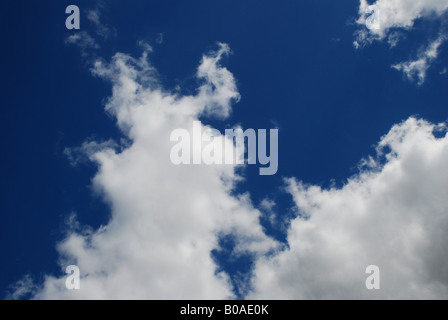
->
xmin=12 ymin=39 xmax=448 ymax=300
xmin=355 ymin=0 xmax=448 ymax=43
xmin=354 ymin=0 xmax=448 ymax=84
xmin=392 ymin=36 xmax=445 ymax=85
xmin=15 ymin=44 xmax=277 ymax=299
xmin=249 ymin=118 xmax=448 ymax=299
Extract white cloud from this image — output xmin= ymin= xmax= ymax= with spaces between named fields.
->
xmin=354 ymin=1 xmax=448 ymax=83
xmin=387 ymin=31 xmax=406 ymax=48
xmin=12 ymin=37 xmax=448 ymax=300
xmin=65 ymin=31 xmax=100 ymax=52
xmin=65 ymin=5 xmax=116 ymax=58
xmin=87 ymin=8 xmax=115 ymax=39
xmin=13 ymin=44 xmax=277 ymax=299
xmin=356 ymin=0 xmax=448 ymax=40
xmin=392 ymin=36 xmax=445 ymax=85
xmin=249 ymin=117 xmax=448 ymax=299
xmin=354 ymin=0 xmax=448 ymax=50
xmin=6 ymin=275 xmax=37 ymax=300
xmin=64 ymin=140 xmax=119 ymax=167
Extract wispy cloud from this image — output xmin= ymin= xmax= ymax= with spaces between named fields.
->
xmin=64 ymin=3 xmax=116 ymax=59
xmin=392 ymin=36 xmax=445 ymax=85
xmin=354 ymin=0 xmax=448 ymax=84
xmin=6 ymin=275 xmax=37 ymax=300
xmin=65 ymin=31 xmax=100 ymax=54
xmin=87 ymin=7 xmax=115 ymax=39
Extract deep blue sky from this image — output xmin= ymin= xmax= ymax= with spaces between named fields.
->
xmin=1 ymin=0 xmax=447 ymax=298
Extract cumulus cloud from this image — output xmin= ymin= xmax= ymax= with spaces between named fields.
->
xmin=12 ymin=44 xmax=277 ymax=299
xmin=249 ymin=117 xmax=448 ymax=299
xmin=12 ymin=37 xmax=448 ymax=300
xmin=63 ymin=140 xmax=119 ymax=167
xmin=392 ymin=36 xmax=446 ymax=85
xmin=354 ymin=1 xmax=448 ymax=83
xmin=355 ymin=0 xmax=448 ymax=46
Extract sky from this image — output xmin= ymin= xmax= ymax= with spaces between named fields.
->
xmin=1 ymin=0 xmax=448 ymax=299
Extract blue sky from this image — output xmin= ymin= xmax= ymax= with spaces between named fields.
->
xmin=1 ymin=0 xmax=448 ymax=299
